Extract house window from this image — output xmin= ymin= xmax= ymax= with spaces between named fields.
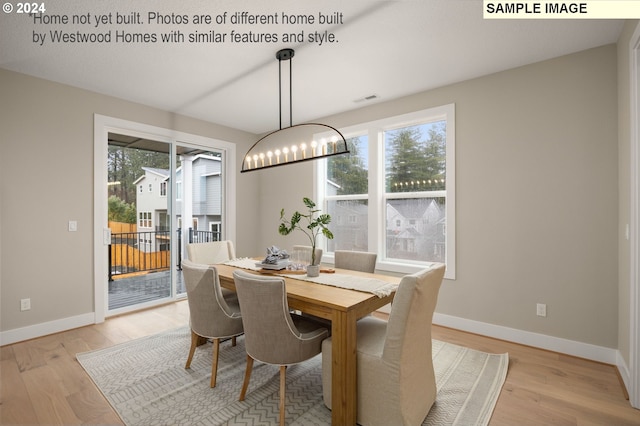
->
xmin=139 ymin=211 xmax=152 ymax=228
xmin=210 ymin=222 xmax=221 ymax=241
xmin=160 ymin=181 xmax=167 ymax=196
xmin=139 ymin=185 xmax=143 ymax=193
xmin=148 ymin=183 xmax=153 ymax=192
xmin=318 ymin=104 xmax=455 ymax=278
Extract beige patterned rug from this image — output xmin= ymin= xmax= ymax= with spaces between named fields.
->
xmin=77 ymin=326 xmax=508 ymax=425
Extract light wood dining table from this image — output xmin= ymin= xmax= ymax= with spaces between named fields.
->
xmin=214 ymin=262 xmax=399 ymax=425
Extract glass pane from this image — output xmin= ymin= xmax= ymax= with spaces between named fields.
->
xmin=176 ymin=151 xmax=224 ymax=244
xmin=327 ymin=135 xmax=368 ymax=195
xmin=386 ymin=197 xmax=446 ymax=263
xmin=385 ymin=122 xmax=446 ymax=193
xmin=107 ymin=136 xmax=172 ymax=310
xmin=326 ymin=199 xmax=368 ymax=252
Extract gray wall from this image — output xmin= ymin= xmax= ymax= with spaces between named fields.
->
xmin=257 ymin=44 xmax=620 ymax=349
xmin=0 ymin=68 xmax=257 ymax=331
xmin=0 ymin=40 xmax=627 ymax=353
xmin=617 ymin=20 xmax=638 ymax=367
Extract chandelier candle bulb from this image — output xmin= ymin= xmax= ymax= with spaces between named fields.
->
xmin=267 ymin=151 xmax=273 ymax=165
xmin=301 ymin=143 xmax=307 ymax=159
xmin=283 ymin=147 xmax=289 ymax=162
xmin=259 ymin=153 xmax=265 ymax=167
xmin=311 ymin=140 xmax=317 ymax=156
xmin=275 ymin=149 xmax=281 ymax=164
xmin=291 ymin=145 xmax=298 ymax=161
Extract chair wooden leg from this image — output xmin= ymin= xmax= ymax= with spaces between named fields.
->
xmin=279 ymin=365 xmax=287 ymax=426
xmin=210 ymin=338 xmax=220 ymax=388
xmin=232 ymin=336 xmax=237 ymax=346
xmin=239 ymin=355 xmax=254 ymax=401
xmin=185 ymin=330 xmax=199 ymax=369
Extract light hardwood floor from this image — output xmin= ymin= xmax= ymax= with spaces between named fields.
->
xmin=1 ymin=300 xmax=639 ymax=425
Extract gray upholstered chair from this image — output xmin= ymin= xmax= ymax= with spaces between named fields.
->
xmin=232 ymin=270 xmax=330 ymax=426
xmin=334 ymin=250 xmax=377 ymax=273
xmin=322 ymin=264 xmax=446 ymax=426
xmin=181 ymin=259 xmax=244 ymax=388
xmin=292 ymin=244 xmax=323 ymax=266
xmin=187 ymin=240 xmax=236 ymax=264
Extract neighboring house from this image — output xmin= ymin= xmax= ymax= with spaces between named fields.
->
xmin=176 ymin=154 xmax=223 ymax=239
xmin=330 ymin=200 xmax=369 ymax=252
xmin=327 ymin=176 xmax=446 ymax=261
xmin=133 ymin=167 xmax=170 ymax=253
xmin=386 ymin=199 xmax=445 ymax=262
xmin=133 ymin=154 xmax=222 ymax=253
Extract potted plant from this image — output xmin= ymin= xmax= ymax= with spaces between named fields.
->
xmin=279 ymin=197 xmax=333 ymax=277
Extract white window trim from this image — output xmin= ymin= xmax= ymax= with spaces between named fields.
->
xmin=315 ymin=104 xmax=455 ymax=279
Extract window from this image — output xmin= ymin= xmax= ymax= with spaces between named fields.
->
xmin=138 ymin=211 xmax=152 ymax=228
xmin=148 ymin=183 xmax=153 ymax=192
xmin=317 ymin=104 xmax=455 ymax=278
xmin=160 ymin=181 xmax=167 ymax=196
xmin=210 ymin=222 xmax=221 ymax=240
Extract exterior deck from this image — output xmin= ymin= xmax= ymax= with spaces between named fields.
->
xmin=108 ymin=269 xmax=185 ymax=310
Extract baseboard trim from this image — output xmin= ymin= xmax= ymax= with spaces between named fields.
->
xmin=0 ymin=309 xmax=625 ymax=370
xmin=433 ymin=312 xmax=618 ymax=365
xmin=0 ymin=313 xmax=96 ymax=346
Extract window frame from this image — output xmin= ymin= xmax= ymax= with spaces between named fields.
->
xmin=315 ymin=104 xmax=456 ymax=279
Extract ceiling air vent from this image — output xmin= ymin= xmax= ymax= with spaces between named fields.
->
xmin=354 ymin=94 xmax=379 ymax=103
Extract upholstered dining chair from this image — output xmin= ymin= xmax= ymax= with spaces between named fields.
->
xmin=334 ymin=250 xmax=377 ymax=273
xmin=187 ymin=240 xmax=236 ymax=264
xmin=321 ymin=264 xmax=446 ymax=426
xmin=232 ymin=270 xmax=330 ymax=426
xmin=181 ymin=259 xmax=244 ymax=388
xmin=292 ymin=244 xmax=323 ymax=266
xmin=186 ymin=240 xmax=238 ymax=301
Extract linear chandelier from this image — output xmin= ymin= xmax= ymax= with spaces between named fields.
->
xmin=241 ymin=48 xmax=349 ymax=173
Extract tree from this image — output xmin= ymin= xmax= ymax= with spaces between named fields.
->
xmin=107 ymin=145 xmax=169 ymax=203
xmin=108 ymin=196 xmax=136 ymax=223
xmin=327 ymin=137 xmax=368 ymax=195
xmin=386 ymin=123 xmax=446 ymax=192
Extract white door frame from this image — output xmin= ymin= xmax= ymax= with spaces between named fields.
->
xmin=629 ymin=21 xmax=640 ymax=409
xmin=93 ymin=115 xmax=236 ymax=323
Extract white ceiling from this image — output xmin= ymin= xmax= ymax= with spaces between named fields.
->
xmin=0 ymin=0 xmax=624 ymax=134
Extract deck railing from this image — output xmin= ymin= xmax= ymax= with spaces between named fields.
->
xmin=108 ymin=228 xmax=221 ymax=280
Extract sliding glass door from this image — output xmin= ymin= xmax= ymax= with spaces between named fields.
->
xmin=94 ymin=115 xmax=236 ymax=319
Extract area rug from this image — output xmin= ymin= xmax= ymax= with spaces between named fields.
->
xmin=76 ymin=326 xmax=508 ymax=425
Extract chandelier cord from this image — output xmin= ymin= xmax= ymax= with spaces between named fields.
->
xmin=278 ymin=52 xmax=294 ymax=130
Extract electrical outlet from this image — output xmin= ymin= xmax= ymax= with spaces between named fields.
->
xmin=536 ymin=303 xmax=547 ymax=317
xmin=20 ymin=298 xmax=31 ymax=311
xmin=68 ymin=220 xmax=78 ymax=232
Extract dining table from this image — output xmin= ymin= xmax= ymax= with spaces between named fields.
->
xmin=214 ymin=259 xmax=400 ymax=425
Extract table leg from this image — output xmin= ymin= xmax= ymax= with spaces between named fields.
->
xmin=331 ymin=309 xmax=358 ymax=425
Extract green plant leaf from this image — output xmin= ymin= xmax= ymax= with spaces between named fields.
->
xmin=303 ymin=197 xmax=315 ymax=209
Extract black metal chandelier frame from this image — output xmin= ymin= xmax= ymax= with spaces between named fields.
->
xmin=241 ymin=48 xmax=349 ymax=173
